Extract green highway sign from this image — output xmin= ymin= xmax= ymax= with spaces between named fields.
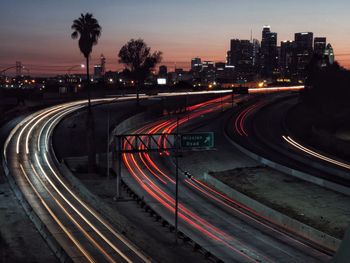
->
xmin=181 ymin=132 xmax=214 ymax=149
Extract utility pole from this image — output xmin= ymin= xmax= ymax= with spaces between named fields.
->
xmin=107 ymin=108 xmax=110 ymax=179
xmin=221 ymin=93 xmax=224 ymax=111
xmin=175 ymin=116 xmax=180 ymax=244
xmin=117 ymin=136 xmax=121 ymax=199
xmin=232 ymin=89 xmax=235 ymax=108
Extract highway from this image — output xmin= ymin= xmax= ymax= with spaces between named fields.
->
xmin=227 ymin=94 xmax=350 ymax=194
xmin=120 ymin=95 xmax=331 ymax=262
xmin=2 ymin=91 xmax=334 ymax=263
xmin=3 ymin=98 xmax=151 ymax=263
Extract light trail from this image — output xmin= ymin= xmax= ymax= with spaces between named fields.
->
xmin=234 ymin=101 xmax=266 ymax=137
xmin=282 ymin=135 xmax=350 ymax=170
xmin=122 ymin=96 xmax=275 ymax=262
xmin=6 ymin=98 xmax=151 ymax=262
xmin=39 ymin=104 xmax=151 ymax=263
xmin=19 ymin=164 xmax=96 ymax=263
xmin=30 ymin=163 xmax=116 ymax=263
xmin=35 ymin=153 xmax=133 ymax=263
xmin=248 ymin=86 xmax=304 ymax=93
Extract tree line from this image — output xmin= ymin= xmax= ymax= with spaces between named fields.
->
xmin=302 ymin=55 xmax=350 ymax=128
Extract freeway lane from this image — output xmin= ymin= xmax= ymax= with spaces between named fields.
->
xmin=227 ymin=94 xmax=350 ymax=193
xmin=4 ymin=98 xmax=150 ymax=263
xmin=121 ymin=95 xmax=331 ymax=262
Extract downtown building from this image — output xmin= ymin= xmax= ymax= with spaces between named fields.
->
xmin=227 ymin=39 xmax=255 ymax=81
xmin=280 ymin=40 xmax=294 ymax=77
xmin=293 ymin=32 xmax=314 ymax=78
xmin=260 ymin=26 xmax=279 ymax=77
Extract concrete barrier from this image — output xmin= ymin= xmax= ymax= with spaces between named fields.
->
xmin=199 ymin=171 xmax=341 ymax=252
xmin=333 ymin=225 xmax=350 ymax=262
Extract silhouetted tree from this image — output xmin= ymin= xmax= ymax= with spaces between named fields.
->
xmin=71 ymin=13 xmax=101 ymax=173
xmin=118 ymin=39 xmax=162 ymax=105
xmin=71 ymin=13 xmax=101 ymax=109
xmin=302 ymin=58 xmax=350 ymax=128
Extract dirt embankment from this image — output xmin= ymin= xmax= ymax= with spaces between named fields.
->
xmin=210 ymin=166 xmax=350 ymax=239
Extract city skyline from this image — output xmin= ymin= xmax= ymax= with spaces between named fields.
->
xmin=1 ymin=0 xmax=350 ymax=75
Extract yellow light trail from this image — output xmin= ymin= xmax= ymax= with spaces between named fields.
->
xmin=30 ymin=164 xmax=116 ymax=263
xmin=19 ymin=164 xmax=96 ymax=263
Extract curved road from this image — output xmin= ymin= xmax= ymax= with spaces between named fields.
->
xmin=227 ymin=94 xmax=350 ymax=193
xmin=121 ymin=95 xmax=331 ymax=262
xmin=3 ymin=93 xmax=335 ymax=263
xmin=4 ymin=98 xmax=150 ymax=263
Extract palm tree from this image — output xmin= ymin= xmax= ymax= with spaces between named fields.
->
xmin=71 ymin=13 xmax=101 ymax=110
xmin=71 ymin=13 xmax=101 ymax=173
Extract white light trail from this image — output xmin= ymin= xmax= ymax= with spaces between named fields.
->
xmin=282 ymin=135 xmax=350 ymax=170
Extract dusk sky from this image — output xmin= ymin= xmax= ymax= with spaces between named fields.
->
xmin=1 ymin=0 xmax=350 ymax=75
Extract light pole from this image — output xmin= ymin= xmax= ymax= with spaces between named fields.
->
xmin=67 ymin=64 xmax=85 ymax=75
xmin=107 ymin=107 xmax=110 ymax=179
xmin=175 ymin=115 xmax=180 ymax=244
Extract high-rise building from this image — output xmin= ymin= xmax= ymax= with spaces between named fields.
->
xmin=252 ymin=39 xmax=260 ymax=67
xmin=295 ymin=32 xmax=313 ymax=50
xmin=324 ymin=43 xmax=335 ymax=65
xmin=191 ymin=57 xmax=202 ymax=71
xmin=262 ymin=25 xmax=271 ymax=41
xmin=215 ymin=62 xmax=225 ymax=81
xmin=94 ymin=65 xmax=102 ymax=79
xmin=201 ymin=61 xmax=216 ymax=83
xmin=260 ymin=26 xmax=278 ymax=76
xmin=229 ymin=39 xmax=254 ymax=78
xmin=191 ymin=57 xmax=202 ymax=80
xmin=100 ymin=54 xmax=106 ymax=76
xmin=294 ymin=32 xmax=314 ymax=77
xmin=314 ymin=37 xmax=327 ymax=55
xmin=226 ymin=51 xmax=231 ymax=65
xmin=280 ymin=40 xmax=294 ymax=76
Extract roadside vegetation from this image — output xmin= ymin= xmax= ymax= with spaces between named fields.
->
xmin=301 ymin=57 xmax=350 ymax=130
xmin=287 ymin=57 xmax=350 ymax=159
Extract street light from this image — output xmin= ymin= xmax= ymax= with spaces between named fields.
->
xmin=67 ymin=64 xmax=85 ymax=75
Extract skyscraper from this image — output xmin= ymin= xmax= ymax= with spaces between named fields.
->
xmin=260 ymin=26 xmax=278 ymax=76
xmin=294 ymin=32 xmax=314 ymax=77
xmin=314 ymin=37 xmax=327 ymax=55
xmin=229 ymin=39 xmax=253 ymax=78
xmin=252 ymin=39 xmax=260 ymax=67
xmin=280 ymin=40 xmax=294 ymax=76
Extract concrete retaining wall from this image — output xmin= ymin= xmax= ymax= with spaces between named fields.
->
xmin=199 ymin=171 xmax=341 ymax=252
xmin=111 ymin=111 xmax=156 ymax=136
